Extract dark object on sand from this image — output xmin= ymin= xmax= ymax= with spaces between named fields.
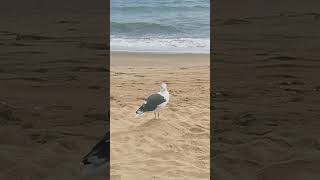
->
xmin=80 ymin=132 xmax=109 ymax=176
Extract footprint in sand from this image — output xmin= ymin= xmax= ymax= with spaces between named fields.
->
xmin=189 ymin=127 xmax=205 ymax=133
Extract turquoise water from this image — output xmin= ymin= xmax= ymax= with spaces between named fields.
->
xmin=111 ymin=0 xmax=210 ymax=53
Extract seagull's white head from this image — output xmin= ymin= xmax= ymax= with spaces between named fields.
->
xmin=160 ymin=82 xmax=167 ymax=92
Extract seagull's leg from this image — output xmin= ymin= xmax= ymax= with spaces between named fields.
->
xmin=158 ymin=112 xmax=160 ymax=120
xmin=154 ymin=112 xmax=156 ymax=119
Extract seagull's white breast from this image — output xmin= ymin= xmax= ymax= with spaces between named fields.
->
xmin=155 ymin=90 xmax=169 ymax=112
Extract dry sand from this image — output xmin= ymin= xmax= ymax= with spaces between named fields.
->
xmin=110 ymin=52 xmax=210 ymax=180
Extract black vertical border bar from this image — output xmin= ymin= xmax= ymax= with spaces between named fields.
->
xmin=106 ymin=0 xmax=111 ymax=178
xmin=210 ymin=0 xmax=214 ymax=179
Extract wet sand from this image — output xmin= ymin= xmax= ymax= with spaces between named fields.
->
xmin=0 ymin=0 xmax=108 ymax=179
xmin=213 ymin=1 xmax=320 ymax=179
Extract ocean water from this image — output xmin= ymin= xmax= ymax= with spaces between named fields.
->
xmin=111 ymin=0 xmax=210 ymax=53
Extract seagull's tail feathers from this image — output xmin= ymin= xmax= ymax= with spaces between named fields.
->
xmin=135 ymin=101 xmax=147 ymax=117
xmin=135 ymin=109 xmax=144 ymax=117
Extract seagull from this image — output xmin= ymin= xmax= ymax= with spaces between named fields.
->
xmin=80 ymin=132 xmax=109 ymax=176
xmin=135 ymin=82 xmax=170 ymax=119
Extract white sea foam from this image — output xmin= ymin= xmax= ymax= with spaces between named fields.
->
xmin=110 ymin=37 xmax=210 ymax=54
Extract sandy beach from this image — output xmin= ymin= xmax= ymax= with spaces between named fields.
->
xmin=110 ymin=52 xmax=210 ymax=179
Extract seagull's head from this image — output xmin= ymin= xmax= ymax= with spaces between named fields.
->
xmin=160 ymin=82 xmax=167 ymax=92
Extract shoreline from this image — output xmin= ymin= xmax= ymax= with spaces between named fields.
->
xmin=110 ymin=50 xmax=210 ymax=55
xmin=110 ymin=51 xmax=210 ymax=56
xmin=110 ymin=51 xmax=210 ymax=67
xmin=110 ymin=37 xmax=210 ymax=55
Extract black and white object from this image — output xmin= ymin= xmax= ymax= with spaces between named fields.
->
xmin=136 ymin=82 xmax=170 ymax=119
xmin=80 ymin=132 xmax=109 ymax=176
